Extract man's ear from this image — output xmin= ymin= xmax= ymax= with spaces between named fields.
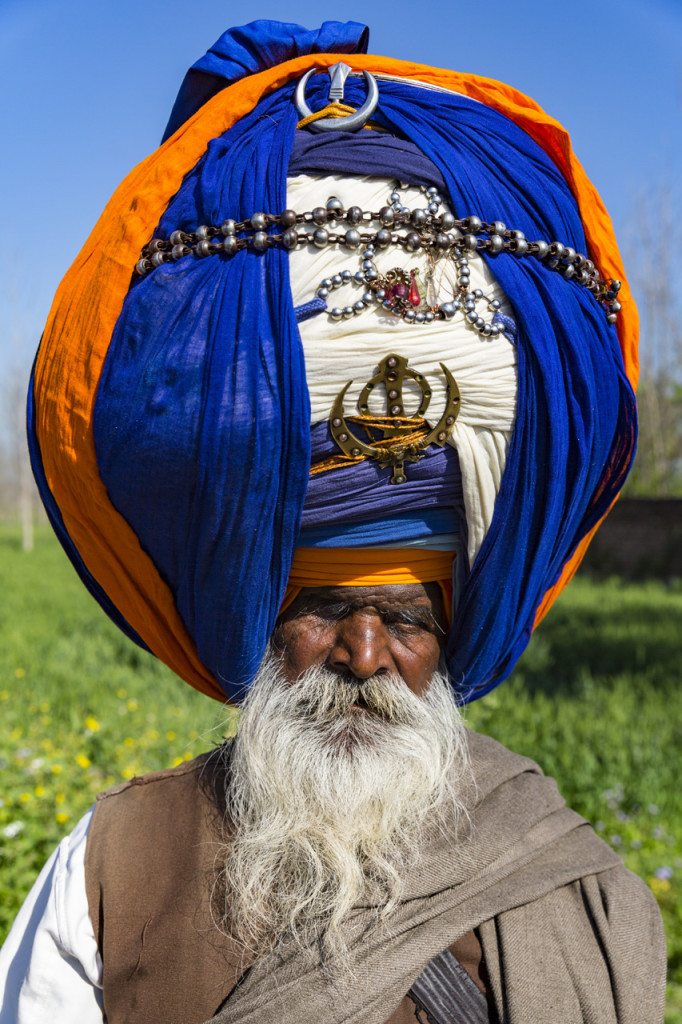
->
xmin=270 ymin=626 xmax=286 ymax=657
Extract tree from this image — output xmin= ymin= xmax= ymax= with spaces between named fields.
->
xmin=623 ymin=185 xmax=682 ymax=496
xmin=1 ymin=363 xmax=38 ymax=550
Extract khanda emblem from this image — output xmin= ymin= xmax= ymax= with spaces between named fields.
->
xmin=329 ymin=354 xmax=461 ymax=484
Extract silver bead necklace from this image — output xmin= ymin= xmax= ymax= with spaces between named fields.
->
xmin=137 ymin=185 xmax=623 ymax=324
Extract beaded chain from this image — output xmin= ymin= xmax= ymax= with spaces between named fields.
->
xmin=137 ymin=181 xmax=622 ymax=325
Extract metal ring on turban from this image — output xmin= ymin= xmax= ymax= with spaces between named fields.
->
xmin=294 ymin=61 xmax=379 ymax=132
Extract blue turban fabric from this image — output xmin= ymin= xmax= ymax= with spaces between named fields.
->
xmin=84 ymin=23 xmax=636 ymax=702
xmin=163 ymin=20 xmax=369 ymax=143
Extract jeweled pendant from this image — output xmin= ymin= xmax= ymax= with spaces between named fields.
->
xmin=408 ymin=271 xmax=421 ymax=307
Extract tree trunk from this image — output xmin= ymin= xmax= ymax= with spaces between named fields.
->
xmin=19 ymin=443 xmax=33 ymax=552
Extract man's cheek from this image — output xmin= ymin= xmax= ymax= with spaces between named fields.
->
xmin=281 ymin=628 xmax=334 ymax=678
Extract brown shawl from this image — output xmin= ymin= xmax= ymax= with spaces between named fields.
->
xmin=204 ymin=732 xmax=666 ymax=1024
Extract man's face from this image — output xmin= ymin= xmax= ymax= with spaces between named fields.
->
xmin=222 ymin=590 xmax=467 ymax=968
xmin=274 ymin=582 xmax=447 ymax=696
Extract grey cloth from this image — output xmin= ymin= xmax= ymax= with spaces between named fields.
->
xmin=409 ymin=948 xmax=490 ymax=1024
xmin=204 ymin=732 xmax=666 ymax=1024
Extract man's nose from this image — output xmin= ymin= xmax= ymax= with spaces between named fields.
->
xmin=327 ymin=613 xmax=394 ymax=681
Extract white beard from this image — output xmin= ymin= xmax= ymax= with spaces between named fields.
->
xmin=215 ymin=647 xmax=471 ymax=972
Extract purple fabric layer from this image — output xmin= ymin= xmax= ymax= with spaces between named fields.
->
xmin=301 ymin=420 xmax=465 ymax=534
xmin=289 ymin=129 xmax=447 ymax=190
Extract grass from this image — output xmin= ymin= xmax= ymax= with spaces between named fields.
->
xmin=1 ymin=527 xmax=681 ymax=1018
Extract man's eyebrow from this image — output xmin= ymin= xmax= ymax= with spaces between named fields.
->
xmin=381 ymin=606 xmax=442 ymax=633
xmin=298 ymin=598 xmax=352 ymax=618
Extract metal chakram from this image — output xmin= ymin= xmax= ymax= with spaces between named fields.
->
xmin=295 ymin=61 xmax=379 ymax=132
xmin=329 ymin=354 xmax=461 ymax=484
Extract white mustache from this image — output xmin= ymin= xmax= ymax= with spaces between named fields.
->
xmin=287 ymin=670 xmax=423 ymax=726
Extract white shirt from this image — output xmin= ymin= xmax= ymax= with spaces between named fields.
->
xmin=0 ymin=810 xmax=103 ymax=1024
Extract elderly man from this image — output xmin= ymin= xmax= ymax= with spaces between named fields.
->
xmin=1 ymin=18 xmax=666 ymax=1024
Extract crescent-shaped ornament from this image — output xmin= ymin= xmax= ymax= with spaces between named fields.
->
xmin=329 ymin=355 xmax=461 ymax=484
xmin=295 ymin=62 xmax=379 ymax=133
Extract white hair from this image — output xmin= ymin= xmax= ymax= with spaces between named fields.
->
xmin=214 ymin=646 xmax=471 ymax=973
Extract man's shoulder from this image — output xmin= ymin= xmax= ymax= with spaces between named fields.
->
xmin=462 ymin=730 xmax=644 ymax=898
xmin=465 ymin=728 xmax=547 ymax=800
xmin=94 ymin=748 xmax=224 ymax=808
xmin=86 ymin=748 xmax=229 ymax=881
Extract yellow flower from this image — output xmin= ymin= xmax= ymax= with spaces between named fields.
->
xmin=121 ymin=767 xmax=137 ymax=781
xmin=19 ymin=792 xmax=32 ymax=804
xmin=171 ymin=756 xmax=185 ymax=768
xmin=55 ymin=812 xmax=69 ymax=825
xmin=14 ymin=668 xmax=26 ymax=679
xmin=10 ymin=727 xmax=22 ymax=741
xmin=55 ymin=792 xmax=66 ymax=805
xmin=126 ymin=699 xmax=139 ymax=712
xmin=182 ymin=752 xmax=192 ymax=762
xmin=146 ymin=729 xmax=159 ymax=742
xmin=166 ymin=730 xmax=177 ymax=742
xmin=84 ymin=715 xmax=101 ymax=733
xmin=0 ymin=690 xmax=9 ymax=701
xmin=50 ymin=764 xmax=63 ymax=775
xmin=649 ymin=876 xmax=671 ymax=896
xmin=34 ymin=786 xmax=46 ymax=798
xmin=75 ymin=754 xmax=91 ymax=769
xmin=123 ymin=737 xmax=135 ymax=748
xmin=116 ymin=688 xmax=127 ymax=700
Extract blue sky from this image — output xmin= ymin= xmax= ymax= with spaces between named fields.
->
xmin=1 ymin=0 xmax=680 ymax=375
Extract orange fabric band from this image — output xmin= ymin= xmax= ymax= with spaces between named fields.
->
xmin=288 ymin=546 xmax=456 ymax=588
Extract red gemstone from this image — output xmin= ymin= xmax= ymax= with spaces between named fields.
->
xmin=408 ymin=272 xmax=421 ymax=307
xmin=393 ymin=282 xmax=408 ymax=300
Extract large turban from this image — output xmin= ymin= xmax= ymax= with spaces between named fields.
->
xmin=28 ymin=20 xmax=637 ymax=703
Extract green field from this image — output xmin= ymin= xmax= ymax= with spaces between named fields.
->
xmin=1 ymin=528 xmax=681 ymax=1018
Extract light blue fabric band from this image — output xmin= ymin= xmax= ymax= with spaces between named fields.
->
xmin=297 ymin=509 xmax=459 ymax=548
